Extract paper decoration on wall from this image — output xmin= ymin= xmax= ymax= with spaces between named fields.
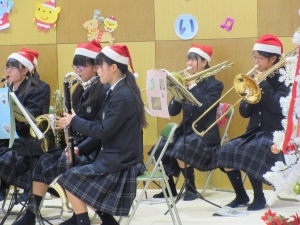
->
xmin=34 ymin=0 xmax=61 ymax=31
xmin=82 ymin=10 xmax=117 ymax=45
xmin=0 ymin=0 xmax=14 ymax=31
xmin=220 ymin=17 xmax=235 ymax=31
xmin=174 ymin=14 xmax=198 ymax=40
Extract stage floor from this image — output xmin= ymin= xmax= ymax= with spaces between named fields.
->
xmin=0 ymin=189 xmax=299 ymax=225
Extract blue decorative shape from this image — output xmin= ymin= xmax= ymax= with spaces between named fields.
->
xmin=174 ymin=14 xmax=198 ymax=40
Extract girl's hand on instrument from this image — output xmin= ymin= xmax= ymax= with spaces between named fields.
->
xmin=54 ymin=116 xmax=63 ymax=129
xmin=62 ymin=109 xmax=76 ymax=128
xmin=64 ymin=146 xmax=79 ymax=159
xmin=185 ymin=79 xmax=196 ymax=89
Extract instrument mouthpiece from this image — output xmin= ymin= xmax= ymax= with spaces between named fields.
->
xmin=0 ymin=77 xmax=7 ymax=82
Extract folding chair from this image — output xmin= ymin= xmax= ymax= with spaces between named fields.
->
xmin=203 ymin=103 xmax=247 ymax=193
xmin=123 ymin=123 xmax=182 ymax=225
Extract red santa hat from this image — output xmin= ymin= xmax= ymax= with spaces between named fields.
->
xmin=253 ymin=34 xmax=283 ymax=55
xmin=8 ymin=51 xmax=34 ymax=72
xmin=101 ymin=44 xmax=138 ymax=78
xmin=188 ymin=44 xmax=213 ymax=62
xmin=19 ymin=48 xmax=39 ymax=66
xmin=74 ymin=40 xmax=102 ymax=59
xmin=106 ymin=16 xmax=117 ymax=23
xmin=41 ymin=0 xmax=56 ymax=10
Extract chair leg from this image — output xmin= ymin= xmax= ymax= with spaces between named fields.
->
xmin=0 ymin=186 xmax=10 ymax=214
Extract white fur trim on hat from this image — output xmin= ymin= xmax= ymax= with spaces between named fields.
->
xmin=101 ymin=46 xmax=129 ymax=65
xmin=41 ymin=0 xmax=56 ymax=10
xmin=8 ymin=53 xmax=34 ymax=72
xmin=75 ymin=48 xmax=98 ymax=59
xmin=253 ymin=43 xmax=281 ymax=55
xmin=33 ymin=58 xmax=38 ymax=66
xmin=188 ymin=47 xmax=211 ymax=62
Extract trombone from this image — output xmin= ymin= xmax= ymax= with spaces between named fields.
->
xmin=171 ymin=61 xmax=235 ymax=86
xmin=192 ymin=65 xmax=258 ymax=137
xmin=193 ymin=46 xmax=299 ymax=137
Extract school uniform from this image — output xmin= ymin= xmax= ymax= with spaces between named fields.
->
xmin=32 ymin=82 xmax=109 ymax=185
xmin=38 ymin=79 xmax=51 ymax=114
xmin=0 ymin=80 xmax=43 ymax=189
xmin=216 ymin=71 xmax=289 ymax=184
xmin=150 ymin=76 xmax=224 ymax=176
xmin=57 ymin=78 xmax=146 ymax=216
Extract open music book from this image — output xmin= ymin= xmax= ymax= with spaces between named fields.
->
xmin=162 ymin=69 xmax=202 ymax=107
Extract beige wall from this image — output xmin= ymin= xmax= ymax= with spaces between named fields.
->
xmin=0 ymin=0 xmax=299 ymax=190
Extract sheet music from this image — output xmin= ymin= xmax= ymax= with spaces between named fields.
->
xmin=162 ymin=69 xmax=202 ymax=107
xmin=10 ymin=92 xmax=44 ymax=140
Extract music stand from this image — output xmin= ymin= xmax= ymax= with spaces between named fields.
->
xmin=2 ymin=92 xmax=51 ymax=225
xmin=162 ymin=70 xmax=221 ymax=212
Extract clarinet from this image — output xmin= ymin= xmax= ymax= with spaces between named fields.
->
xmin=63 ymin=72 xmax=99 ymax=168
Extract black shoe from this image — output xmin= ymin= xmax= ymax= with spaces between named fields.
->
xmin=153 ymin=189 xmax=177 ymax=198
xmin=226 ymin=195 xmax=250 ymax=208
xmin=17 ymin=190 xmax=29 ymax=203
xmin=247 ymin=194 xmax=266 ymax=211
xmin=59 ymin=212 xmax=78 ymax=225
xmin=183 ymin=192 xmax=197 ymax=201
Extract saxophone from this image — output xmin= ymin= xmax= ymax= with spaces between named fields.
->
xmin=49 ymin=73 xmax=99 ymax=215
xmin=63 ymin=72 xmax=99 ymax=168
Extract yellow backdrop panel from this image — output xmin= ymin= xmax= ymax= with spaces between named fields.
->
xmin=56 ymin=0 xmax=155 ymax=44
xmin=155 ymin=0 xmax=257 ymax=40
xmin=0 ymin=0 xmax=56 ymax=45
xmin=258 ymin=0 xmax=300 ymax=37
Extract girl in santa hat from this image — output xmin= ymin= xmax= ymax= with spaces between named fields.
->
xmin=58 ymin=44 xmax=147 ymax=225
xmin=0 ymin=51 xmax=43 ymax=202
xmin=216 ymin=34 xmax=290 ymax=211
xmin=150 ymin=44 xmax=224 ymax=201
xmin=14 ymin=40 xmax=109 ymax=225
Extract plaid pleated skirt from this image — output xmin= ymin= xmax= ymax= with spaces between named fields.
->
xmin=0 ymin=149 xmax=38 ymax=190
xmin=57 ymin=162 xmax=146 ymax=216
xmin=33 ymin=148 xmax=97 ymax=185
xmin=216 ymin=130 xmax=285 ymax=184
xmin=150 ymin=127 xmax=220 ymax=177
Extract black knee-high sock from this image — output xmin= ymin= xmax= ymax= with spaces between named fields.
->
xmin=167 ymin=175 xmax=177 ymax=194
xmin=96 ymin=210 xmax=119 ymax=225
xmin=14 ymin=195 xmax=43 ymax=225
xmin=226 ymin=170 xmax=247 ymax=197
xmin=181 ymin=166 xmax=196 ymax=192
xmin=247 ymin=175 xmax=266 ymax=210
xmin=248 ymin=175 xmax=263 ymax=196
xmin=76 ymin=212 xmax=90 ymax=225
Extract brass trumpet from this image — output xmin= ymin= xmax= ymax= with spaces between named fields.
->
xmin=171 ymin=61 xmax=235 ymax=86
